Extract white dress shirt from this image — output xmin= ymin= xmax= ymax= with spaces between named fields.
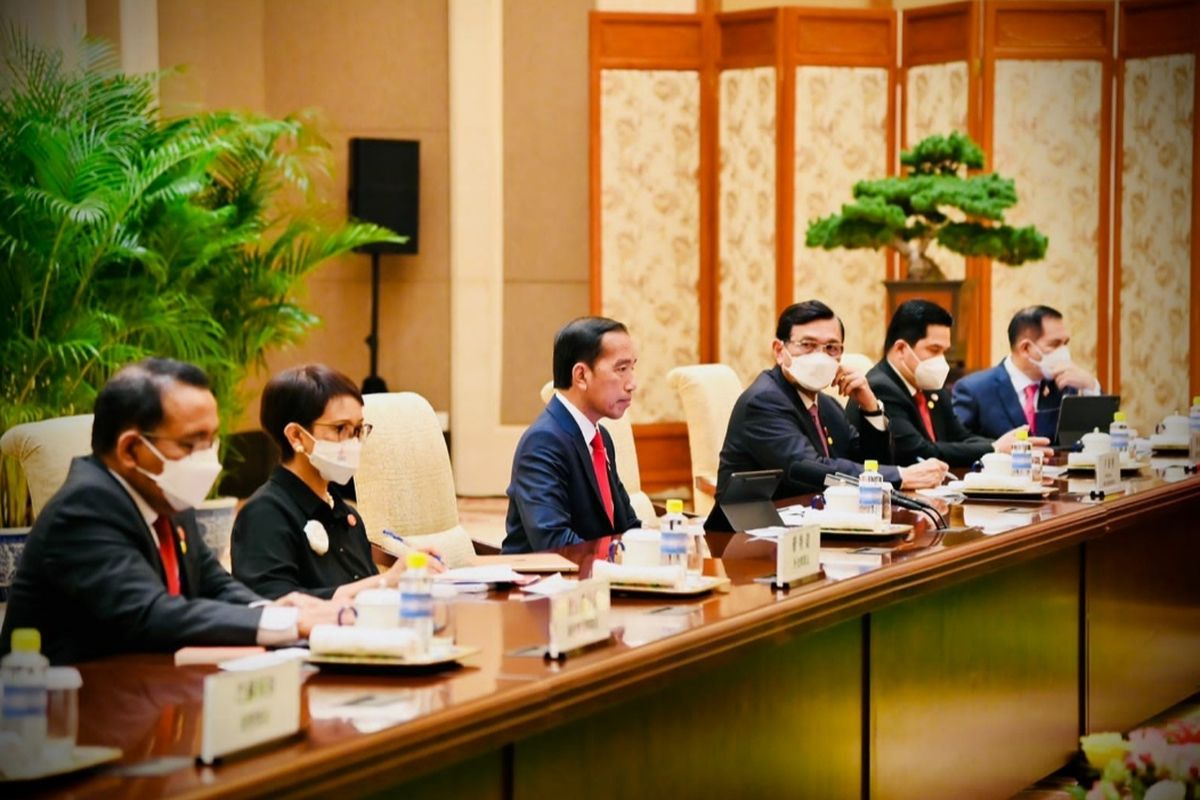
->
xmin=797 ymin=388 xmax=886 ymax=431
xmin=554 ymin=392 xmax=604 ymax=455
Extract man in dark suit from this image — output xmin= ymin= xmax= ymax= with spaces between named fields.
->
xmin=717 ymin=300 xmax=949 ymax=499
xmin=503 ymin=317 xmax=642 ymax=553
xmin=953 ymin=305 xmax=1101 ymax=440
xmin=848 ymin=300 xmax=1049 ymax=467
xmin=0 ymin=358 xmax=335 ymax=664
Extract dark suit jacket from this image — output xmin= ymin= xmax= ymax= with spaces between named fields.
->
xmin=848 ymin=359 xmax=995 ymax=467
xmin=717 ymin=366 xmax=901 ymax=499
xmin=502 ymin=397 xmax=641 ymax=554
xmin=0 ymin=455 xmax=264 ymax=664
xmin=951 ymin=360 xmax=1073 ymax=440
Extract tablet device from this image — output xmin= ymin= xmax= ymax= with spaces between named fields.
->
xmin=1054 ymin=395 xmax=1120 ymax=449
xmin=703 ymin=469 xmax=785 ymax=532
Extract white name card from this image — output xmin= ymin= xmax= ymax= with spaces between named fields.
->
xmin=200 ymin=658 xmax=301 ymax=765
xmin=775 ymin=524 xmax=821 ymax=587
xmin=547 ymin=578 xmax=612 ymax=660
xmin=1094 ymin=451 xmax=1122 ymax=493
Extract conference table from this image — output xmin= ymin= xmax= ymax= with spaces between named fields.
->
xmin=15 ymin=460 xmax=1200 ymax=800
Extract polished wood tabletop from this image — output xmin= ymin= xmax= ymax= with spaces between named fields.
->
xmin=13 ymin=457 xmax=1200 ymax=799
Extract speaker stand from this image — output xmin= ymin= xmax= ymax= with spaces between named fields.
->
xmin=362 ymin=251 xmax=389 ymax=394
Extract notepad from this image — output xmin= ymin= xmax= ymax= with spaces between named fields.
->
xmin=471 ymin=553 xmax=579 ymax=573
xmin=174 ymin=646 xmax=265 ymax=666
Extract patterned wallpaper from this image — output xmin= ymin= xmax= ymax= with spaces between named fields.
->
xmin=719 ymin=67 xmax=777 ymax=385
xmin=905 ymin=61 xmax=970 ymax=282
xmin=991 ymin=60 xmax=1102 ymax=375
xmin=793 ymin=66 xmax=891 ymax=360
xmin=1120 ymin=54 xmax=1195 ymax=429
xmin=600 ymin=69 xmax=701 ymax=424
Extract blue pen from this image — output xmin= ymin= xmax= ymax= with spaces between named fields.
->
xmin=381 ymin=528 xmax=446 ymax=565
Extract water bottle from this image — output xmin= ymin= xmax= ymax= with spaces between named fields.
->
xmin=858 ymin=460 xmax=884 ymax=520
xmin=1 ymin=628 xmax=50 ymax=766
xmin=399 ymin=552 xmax=433 ymax=654
xmin=1011 ymin=430 xmax=1032 ymax=479
xmin=660 ymin=499 xmax=688 ymax=580
xmin=1109 ymin=411 xmax=1129 ymax=454
xmin=1190 ymin=396 xmax=1200 ymax=462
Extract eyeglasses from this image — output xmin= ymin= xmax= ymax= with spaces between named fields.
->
xmin=312 ymin=421 xmax=373 ymax=442
xmin=786 ymin=339 xmax=844 ymax=358
xmin=141 ymin=433 xmax=220 ymax=456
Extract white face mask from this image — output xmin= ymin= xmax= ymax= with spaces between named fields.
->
xmin=787 ymin=351 xmax=840 ymax=393
xmin=912 ymin=353 xmax=950 ymax=391
xmin=1031 ymin=343 xmax=1072 ymax=380
xmin=301 ymin=430 xmax=362 ymax=486
xmin=137 ymin=436 xmax=222 ymax=512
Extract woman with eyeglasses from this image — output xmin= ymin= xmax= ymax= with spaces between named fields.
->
xmin=231 ymin=364 xmax=440 ymax=600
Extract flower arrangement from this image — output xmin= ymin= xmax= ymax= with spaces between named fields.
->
xmin=1074 ymin=720 xmax=1200 ymax=800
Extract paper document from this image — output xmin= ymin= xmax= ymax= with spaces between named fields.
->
xmin=520 ymin=573 xmax=578 ymax=596
xmin=433 ymin=565 xmax=531 ymax=584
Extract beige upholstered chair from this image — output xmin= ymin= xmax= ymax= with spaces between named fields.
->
xmin=666 ymin=364 xmax=743 ymax=516
xmin=356 ymin=393 xmax=476 ymax=567
xmin=539 ymin=382 xmax=657 ymax=526
xmin=822 ymin=352 xmax=875 ymax=408
xmin=0 ymin=414 xmax=94 ymax=519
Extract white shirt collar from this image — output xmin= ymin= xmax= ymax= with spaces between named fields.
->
xmin=553 ymin=392 xmax=600 ymax=448
xmin=1003 ymin=354 xmax=1039 ymax=400
xmin=107 ymin=467 xmax=159 ymax=535
xmin=887 ymin=356 xmax=919 ymax=397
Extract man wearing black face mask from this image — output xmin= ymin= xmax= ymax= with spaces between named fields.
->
xmin=0 ymin=358 xmax=337 ymax=665
xmin=848 ymin=300 xmax=1050 ymax=467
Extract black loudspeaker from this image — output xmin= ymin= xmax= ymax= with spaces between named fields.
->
xmin=349 ymin=138 xmax=419 ymax=254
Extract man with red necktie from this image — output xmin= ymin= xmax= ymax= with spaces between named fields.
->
xmin=1 ymin=358 xmax=337 ymax=665
xmin=503 ymin=317 xmax=642 ymax=554
xmin=849 ymin=300 xmax=1049 ymax=467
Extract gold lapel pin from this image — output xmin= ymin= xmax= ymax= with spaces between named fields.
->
xmin=927 ymin=400 xmax=935 ymax=409
xmin=347 ymin=514 xmax=357 ymax=527
xmin=827 ymin=436 xmax=834 ymax=446
xmin=176 ymin=526 xmax=187 ymax=555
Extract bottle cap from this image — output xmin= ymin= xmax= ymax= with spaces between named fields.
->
xmin=1113 ymin=411 xmax=1126 ymax=422
xmin=405 ymin=551 xmax=429 ymax=570
xmin=1016 ymin=430 xmax=1028 ymax=440
xmin=666 ymin=499 xmax=683 ymax=514
xmin=864 ymin=459 xmax=878 ymax=472
xmin=45 ymin=667 xmax=82 ymax=691
xmin=10 ymin=628 xmax=41 ymax=654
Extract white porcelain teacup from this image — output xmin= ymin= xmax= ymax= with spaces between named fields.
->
xmin=823 ymin=485 xmax=859 ymax=514
xmin=344 ymin=587 xmax=401 ymax=629
xmin=1159 ymin=414 xmax=1189 ymax=439
xmin=980 ymin=452 xmax=1012 ymax=475
xmin=1080 ymin=429 xmax=1112 ymax=455
xmin=610 ymin=528 xmax=661 ymax=568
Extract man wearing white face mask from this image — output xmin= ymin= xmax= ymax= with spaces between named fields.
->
xmin=0 ymin=358 xmax=337 ymax=665
xmin=953 ymin=305 xmax=1101 ymax=440
xmin=849 ymin=300 xmax=1048 ymax=467
xmin=718 ymin=300 xmax=949 ymax=499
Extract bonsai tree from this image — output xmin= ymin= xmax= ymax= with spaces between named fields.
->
xmin=0 ymin=30 xmax=402 ymax=525
xmin=805 ymin=131 xmax=1048 ymax=280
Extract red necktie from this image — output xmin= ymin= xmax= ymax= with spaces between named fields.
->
xmin=154 ymin=516 xmax=181 ymax=596
xmin=590 ymin=429 xmax=615 ymax=527
xmin=1023 ymin=384 xmax=1038 ymax=434
xmin=808 ymin=404 xmax=831 ymax=458
xmin=914 ymin=391 xmax=937 ymax=442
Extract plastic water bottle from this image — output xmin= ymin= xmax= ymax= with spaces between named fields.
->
xmin=1 ymin=628 xmax=49 ymax=766
xmin=1011 ymin=430 xmax=1032 ymax=479
xmin=399 ymin=552 xmax=433 ymax=654
xmin=858 ymin=460 xmax=884 ymax=520
xmin=1190 ymin=396 xmax=1200 ymax=433
xmin=660 ymin=499 xmax=688 ymax=580
xmin=1109 ymin=411 xmax=1130 ymax=454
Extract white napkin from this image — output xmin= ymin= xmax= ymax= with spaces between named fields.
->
xmin=309 ymin=625 xmax=420 ymax=658
xmin=592 ymin=559 xmax=683 ymax=587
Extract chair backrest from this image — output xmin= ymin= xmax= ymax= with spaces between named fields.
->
xmin=822 ymin=352 xmax=875 ymax=408
xmin=666 ymin=364 xmax=743 ymax=515
xmin=356 ymin=393 xmax=475 ymax=567
xmin=538 ymin=382 xmax=657 ymax=525
xmin=0 ymin=414 xmax=94 ymax=519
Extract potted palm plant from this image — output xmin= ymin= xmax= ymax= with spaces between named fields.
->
xmin=0 ymin=31 xmax=402 ymax=569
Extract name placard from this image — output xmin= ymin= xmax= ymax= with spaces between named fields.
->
xmin=775 ymin=524 xmax=821 ymax=587
xmin=547 ymin=578 xmax=612 ymax=660
xmin=1094 ymin=451 xmax=1122 ymax=493
xmin=200 ymin=659 xmax=301 ymax=765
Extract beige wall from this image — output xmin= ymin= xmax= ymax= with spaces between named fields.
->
xmin=501 ymin=0 xmax=592 ymax=425
xmin=152 ymin=0 xmax=451 ymax=429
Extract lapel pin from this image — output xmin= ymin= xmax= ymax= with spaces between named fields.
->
xmin=348 ymin=514 xmax=357 ymax=527
xmin=176 ymin=526 xmax=187 ymax=555
xmin=1043 ymin=385 xmax=1050 ymax=397
xmin=930 ymin=393 xmax=938 ymax=403
xmin=927 ymin=400 xmax=935 ymax=409
xmin=827 ymin=436 xmax=834 ymax=446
